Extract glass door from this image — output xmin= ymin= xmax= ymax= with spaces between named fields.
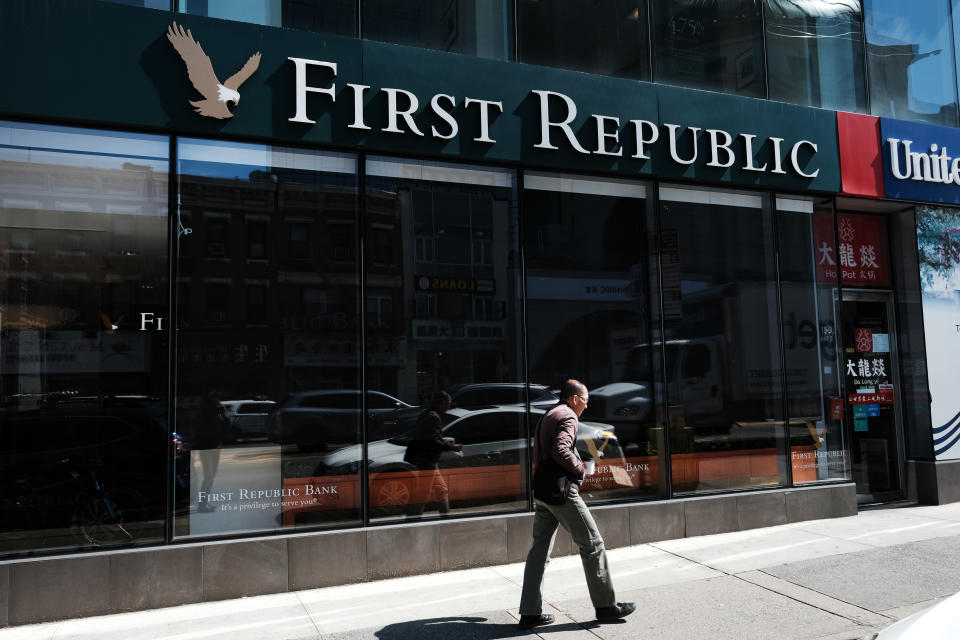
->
xmin=839 ymin=291 xmax=904 ymax=503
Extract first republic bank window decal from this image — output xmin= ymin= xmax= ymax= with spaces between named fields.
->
xmin=163 ymin=22 xmax=823 ymax=181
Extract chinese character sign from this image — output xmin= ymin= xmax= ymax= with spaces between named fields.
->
xmin=814 ymin=213 xmax=890 ymax=287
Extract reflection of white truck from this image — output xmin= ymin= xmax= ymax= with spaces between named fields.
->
xmin=587 ymin=283 xmax=830 ymax=444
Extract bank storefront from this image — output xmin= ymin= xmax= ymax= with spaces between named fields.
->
xmin=2 ymin=0 xmax=960 ymax=626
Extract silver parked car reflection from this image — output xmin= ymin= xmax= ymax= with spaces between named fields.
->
xmin=219 ymin=400 xmax=275 ymax=441
xmin=369 ymin=383 xmax=559 ymax=441
xmin=322 ymin=405 xmax=624 ymax=516
xmin=269 ymin=390 xmax=411 ymax=450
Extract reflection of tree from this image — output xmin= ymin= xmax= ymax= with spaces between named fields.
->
xmin=916 ymin=205 xmax=960 ymax=290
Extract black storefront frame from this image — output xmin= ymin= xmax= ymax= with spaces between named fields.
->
xmin=0 ymin=115 xmax=858 ymax=559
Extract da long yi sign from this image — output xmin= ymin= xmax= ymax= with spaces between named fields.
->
xmin=0 ymin=0 xmax=841 ymax=193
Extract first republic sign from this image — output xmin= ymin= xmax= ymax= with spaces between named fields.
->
xmin=0 ymin=2 xmax=841 ymax=192
xmin=154 ymin=13 xmax=839 ymax=191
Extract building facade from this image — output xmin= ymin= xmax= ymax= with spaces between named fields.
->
xmin=2 ymin=0 xmax=960 ymax=626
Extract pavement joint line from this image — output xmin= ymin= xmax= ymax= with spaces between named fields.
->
xmin=791 ymin=516 xmax=960 ymax=548
xmin=295 ymin=591 xmax=324 ymax=639
xmin=647 ymin=541 xmax=889 ymax=631
xmin=745 ymin=569 xmax=893 ymax=628
xmin=648 ymin=540 xmax=737 ymax=577
xmin=508 ymin=605 xmax=598 ymax=639
xmin=540 ymin=604 xmax=603 ymax=640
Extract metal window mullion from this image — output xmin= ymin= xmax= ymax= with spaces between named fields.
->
xmin=651 ymin=183 xmax=672 ymax=499
xmin=165 ymin=135 xmax=179 ymax=545
xmin=771 ymin=193 xmax=794 ymax=489
xmin=517 ymin=168 xmax=534 ymax=512
xmin=358 ymin=152 xmax=369 ymax=528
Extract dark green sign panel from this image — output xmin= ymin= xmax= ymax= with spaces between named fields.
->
xmin=0 ymin=0 xmax=840 ymax=193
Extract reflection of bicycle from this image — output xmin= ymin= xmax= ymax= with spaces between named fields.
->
xmin=73 ymin=467 xmax=145 ymax=547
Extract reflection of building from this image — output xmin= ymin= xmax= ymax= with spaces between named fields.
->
xmin=6 ymin=0 xmax=960 ymax=628
xmin=0 ymin=156 xmax=167 ymax=408
xmin=367 ymin=168 xmax=519 ymax=404
xmin=365 ymin=184 xmax=408 ymax=396
xmin=177 ymin=167 xmax=361 ymax=402
xmin=867 ymin=43 xmax=959 ymax=124
xmin=656 ymin=0 xmax=763 ymax=95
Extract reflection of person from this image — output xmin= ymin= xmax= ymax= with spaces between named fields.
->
xmin=405 ymin=391 xmax=462 ymax=518
xmin=517 ymin=379 xmax=635 ymax=628
xmin=193 ymin=397 xmax=229 ymax=513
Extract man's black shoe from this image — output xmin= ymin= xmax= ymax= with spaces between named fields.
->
xmin=595 ymin=602 xmax=636 ymax=622
xmin=517 ymin=613 xmax=555 ymax=628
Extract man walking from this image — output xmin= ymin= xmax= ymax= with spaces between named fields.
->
xmin=518 ymin=379 xmax=635 ymax=628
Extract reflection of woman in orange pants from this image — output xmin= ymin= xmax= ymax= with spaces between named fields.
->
xmin=410 ymin=462 xmax=450 ymax=516
xmin=404 ymin=391 xmax=461 ymax=518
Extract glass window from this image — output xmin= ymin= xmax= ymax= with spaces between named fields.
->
xmin=247 ymin=220 xmax=268 ymax=259
xmin=181 ymin=0 xmax=357 ymax=36
xmin=205 ymin=283 xmax=230 ymax=324
xmin=524 ymin=171 xmax=660 ymax=501
xmin=174 ymin=139 xmax=360 ymax=538
xmin=775 ymin=196 xmax=850 ymax=484
xmin=373 ymin=227 xmax=394 ymax=264
xmin=288 ymin=222 xmax=310 ymax=259
xmin=763 ymin=0 xmax=867 ymax=112
xmin=517 ymin=0 xmax=649 ymax=79
xmin=100 ymin=0 xmax=170 ymax=9
xmin=364 ymin=156 xmax=522 ymax=521
xmin=329 ymin=223 xmax=354 ymax=261
xmin=659 ymin=184 xmax=787 ymax=493
xmin=0 ymin=121 xmax=169 ymax=556
xmin=865 ymin=0 xmax=958 ymax=126
xmin=363 ymin=0 xmax=513 ymax=61
xmin=206 ymin=218 xmax=229 ymax=257
xmin=652 ymin=0 xmax=765 ymax=97
xmin=247 ymin=284 xmax=268 ymax=325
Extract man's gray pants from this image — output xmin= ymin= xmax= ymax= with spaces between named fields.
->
xmin=518 ymin=484 xmax=617 ymax=615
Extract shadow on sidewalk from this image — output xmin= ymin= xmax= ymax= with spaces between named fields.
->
xmin=372 ymin=615 xmax=587 ymax=638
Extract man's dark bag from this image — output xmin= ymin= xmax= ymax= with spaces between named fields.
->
xmin=531 ymin=412 xmax=576 ymax=506
xmin=532 ymin=457 xmax=574 ymax=505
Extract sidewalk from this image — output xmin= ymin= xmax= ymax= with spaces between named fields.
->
xmin=4 ymin=502 xmax=960 ymax=640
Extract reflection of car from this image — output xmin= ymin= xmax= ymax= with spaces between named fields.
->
xmin=269 ymin=390 xmax=411 ymax=449
xmin=219 ymin=400 xmax=275 ymax=441
xmin=445 ymin=383 xmax=558 ymax=410
xmin=369 ymin=383 xmax=559 ymax=440
xmin=873 ymin=590 xmax=960 ymax=638
xmin=320 ymin=406 xmax=624 ymax=516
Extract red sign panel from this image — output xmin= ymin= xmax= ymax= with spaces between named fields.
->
xmin=837 ymin=112 xmax=884 ymax=198
xmin=854 ymin=328 xmax=873 ymax=352
xmin=814 ymin=213 xmax=890 ymax=287
xmin=849 ymin=393 xmax=893 ymax=405
xmin=830 ymin=397 xmax=844 ymax=420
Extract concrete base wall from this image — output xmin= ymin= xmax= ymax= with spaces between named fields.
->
xmin=906 ymin=459 xmax=960 ymax=505
xmin=0 ymin=483 xmax=856 ymax=627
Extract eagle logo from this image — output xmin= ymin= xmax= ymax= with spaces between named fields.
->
xmin=166 ymin=22 xmax=261 ymax=119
